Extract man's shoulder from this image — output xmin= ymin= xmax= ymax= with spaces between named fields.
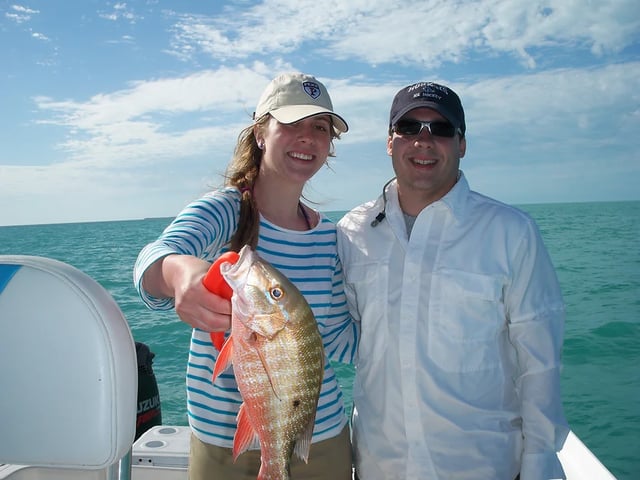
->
xmin=337 ymin=199 xmax=378 ymax=230
xmin=467 ymin=190 xmax=534 ymax=225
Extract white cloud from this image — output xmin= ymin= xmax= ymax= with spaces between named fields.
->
xmin=6 ymin=4 xmax=39 ymax=23
xmin=31 ymin=31 xmax=49 ymax=41
xmin=98 ymin=2 xmax=142 ymax=23
xmin=34 ymin=66 xmax=271 ymax=130
xmin=166 ymin=0 xmax=640 ymax=68
xmin=3 ymin=60 xmax=635 ymax=226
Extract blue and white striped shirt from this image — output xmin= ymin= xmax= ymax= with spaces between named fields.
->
xmin=134 ymin=187 xmax=358 ymax=447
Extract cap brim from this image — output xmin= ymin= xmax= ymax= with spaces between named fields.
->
xmin=391 ymin=102 xmax=459 ymax=130
xmin=269 ymin=105 xmax=349 ymax=134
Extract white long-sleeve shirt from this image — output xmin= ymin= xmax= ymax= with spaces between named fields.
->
xmin=336 ymin=173 xmax=569 ymax=480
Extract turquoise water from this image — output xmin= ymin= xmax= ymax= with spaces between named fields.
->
xmin=1 ymin=201 xmax=638 ymax=479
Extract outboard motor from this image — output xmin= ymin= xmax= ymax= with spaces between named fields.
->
xmin=135 ymin=341 xmax=162 ymax=439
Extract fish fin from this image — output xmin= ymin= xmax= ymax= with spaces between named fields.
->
xmin=212 ymin=336 xmax=234 ymax=382
xmin=210 ymin=331 xmax=225 ymax=351
xmin=254 ymin=346 xmax=283 ymax=400
xmin=232 ymin=404 xmax=259 ymax=461
xmin=293 ymin=414 xmax=315 ymax=464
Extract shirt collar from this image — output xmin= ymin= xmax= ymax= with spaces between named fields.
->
xmin=387 ymin=170 xmax=470 ymax=223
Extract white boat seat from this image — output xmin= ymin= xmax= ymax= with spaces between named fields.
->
xmin=0 ymin=256 xmax=137 ymax=479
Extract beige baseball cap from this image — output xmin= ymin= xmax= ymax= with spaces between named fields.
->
xmin=254 ymin=72 xmax=348 ymax=133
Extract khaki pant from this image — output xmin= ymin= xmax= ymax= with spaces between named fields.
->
xmin=189 ymin=425 xmax=352 ymax=480
xmin=354 ymin=470 xmax=520 ymax=479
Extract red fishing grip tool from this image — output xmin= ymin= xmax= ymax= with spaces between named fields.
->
xmin=202 ymin=251 xmax=240 ymax=351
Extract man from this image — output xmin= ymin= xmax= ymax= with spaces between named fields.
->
xmin=337 ymin=82 xmax=569 ymax=480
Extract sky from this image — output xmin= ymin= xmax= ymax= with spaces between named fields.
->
xmin=1 ymin=0 xmax=639 ymax=226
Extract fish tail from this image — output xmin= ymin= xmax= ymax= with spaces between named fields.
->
xmin=256 ymin=456 xmax=290 ymax=480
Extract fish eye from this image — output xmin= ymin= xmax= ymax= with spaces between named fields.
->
xmin=270 ymin=286 xmax=284 ymax=300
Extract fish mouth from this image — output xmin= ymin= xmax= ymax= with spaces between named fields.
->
xmin=220 ymin=246 xmax=253 ymax=283
xmin=220 ymin=245 xmax=254 ymax=316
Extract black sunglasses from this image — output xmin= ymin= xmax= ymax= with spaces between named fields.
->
xmin=393 ymin=119 xmax=460 ymax=138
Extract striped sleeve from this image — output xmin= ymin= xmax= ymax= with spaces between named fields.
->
xmin=133 ymin=188 xmax=241 ymax=310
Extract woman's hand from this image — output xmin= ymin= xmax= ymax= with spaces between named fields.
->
xmin=143 ymin=254 xmax=232 ymax=332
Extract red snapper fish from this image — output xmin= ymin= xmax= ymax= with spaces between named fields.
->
xmin=213 ymin=245 xmax=324 ymax=480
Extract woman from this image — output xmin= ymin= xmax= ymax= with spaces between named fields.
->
xmin=134 ymin=72 xmax=357 ymax=479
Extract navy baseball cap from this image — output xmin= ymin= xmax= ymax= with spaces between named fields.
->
xmin=389 ymin=82 xmax=465 ymax=135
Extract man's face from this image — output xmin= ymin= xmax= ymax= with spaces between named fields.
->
xmin=387 ymin=107 xmax=466 ymax=212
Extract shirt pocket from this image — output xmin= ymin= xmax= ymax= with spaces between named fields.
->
xmin=428 ymin=269 xmax=505 ymax=372
xmin=344 ymin=261 xmax=388 ymax=362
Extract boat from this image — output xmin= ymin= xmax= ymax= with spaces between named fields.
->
xmin=0 ymin=255 xmax=618 ymax=480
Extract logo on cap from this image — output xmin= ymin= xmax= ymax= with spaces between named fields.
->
xmin=411 ymin=82 xmax=447 ymax=101
xmin=303 ymin=81 xmax=321 ymax=99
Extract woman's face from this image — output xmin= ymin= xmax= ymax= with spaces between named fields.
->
xmin=256 ymin=114 xmax=333 ymax=185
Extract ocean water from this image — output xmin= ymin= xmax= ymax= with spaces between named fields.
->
xmin=1 ymin=201 xmax=638 ymax=479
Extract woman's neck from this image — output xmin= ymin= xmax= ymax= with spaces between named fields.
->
xmin=253 ymin=180 xmax=314 ymax=230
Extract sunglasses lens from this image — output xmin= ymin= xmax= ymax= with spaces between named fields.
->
xmin=394 ymin=120 xmax=456 ymax=137
xmin=430 ymin=122 xmax=456 ymax=137
xmin=394 ymin=120 xmax=421 ymax=135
